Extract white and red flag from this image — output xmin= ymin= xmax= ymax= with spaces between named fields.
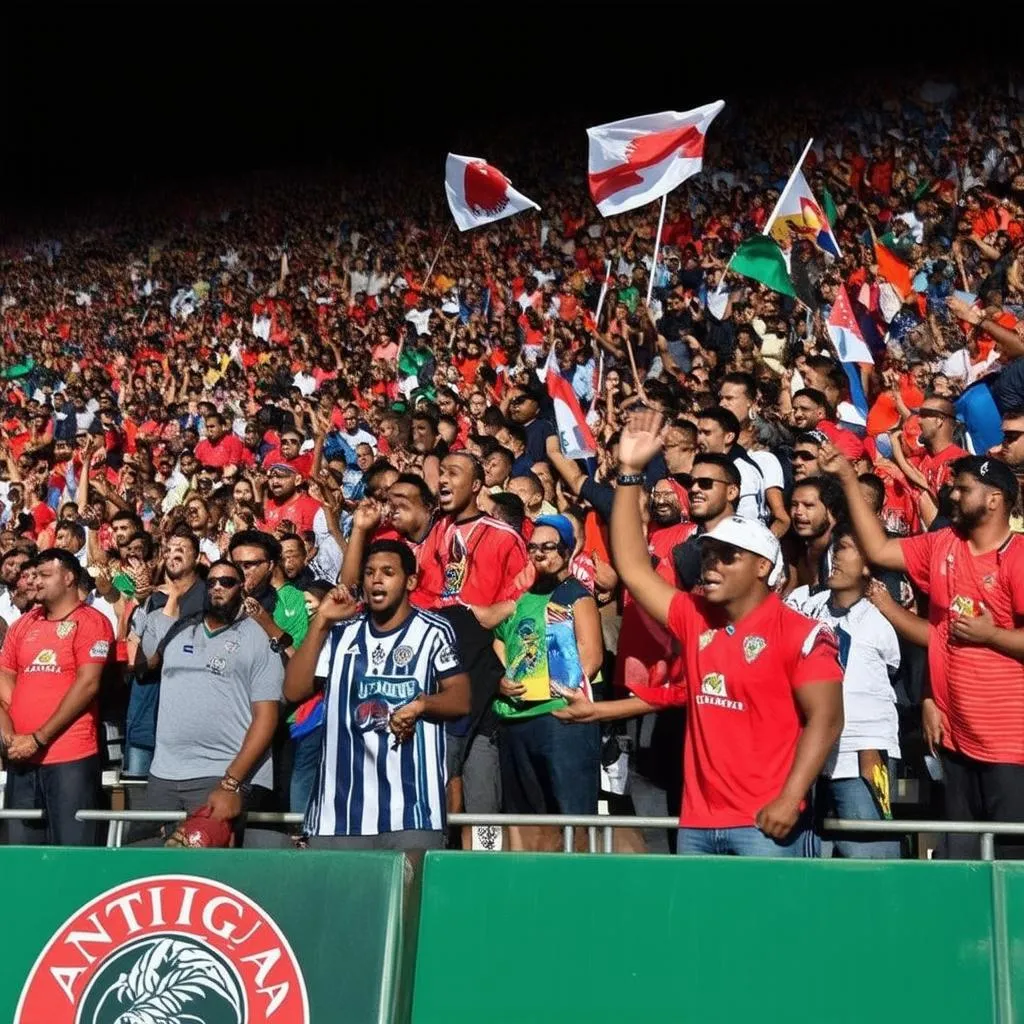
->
xmin=445 ymin=153 xmax=540 ymax=231
xmin=538 ymin=346 xmax=597 ymax=460
xmin=586 ymin=100 xmax=724 ymax=217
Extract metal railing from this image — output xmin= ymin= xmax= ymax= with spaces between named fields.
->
xmin=71 ymin=809 xmax=1022 ymax=859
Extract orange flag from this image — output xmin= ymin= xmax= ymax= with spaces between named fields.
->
xmin=874 ymin=243 xmax=912 ymax=299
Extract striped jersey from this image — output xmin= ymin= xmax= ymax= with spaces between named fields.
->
xmin=304 ymin=608 xmax=463 ymax=836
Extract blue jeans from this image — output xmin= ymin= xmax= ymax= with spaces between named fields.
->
xmin=821 ymin=773 xmax=901 ymax=860
xmin=499 ymin=714 xmax=600 ymax=814
xmin=677 ymin=818 xmax=816 ymax=857
xmin=6 ymin=755 xmax=101 ymax=846
xmin=290 ymin=726 xmax=323 ymax=815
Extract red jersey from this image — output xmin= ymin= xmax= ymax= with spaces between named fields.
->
xmin=259 ymin=492 xmax=323 ymax=535
xmin=901 ymin=530 xmax=1024 ymax=764
xmin=615 ymin=522 xmax=695 ymax=691
xmin=416 ymin=514 xmax=528 ymax=608
xmin=194 ymin=432 xmax=246 ymax=469
xmin=639 ymin=592 xmax=841 ymax=828
xmin=0 ymin=605 xmax=114 ymax=765
xmin=912 ymin=443 xmax=967 ymax=495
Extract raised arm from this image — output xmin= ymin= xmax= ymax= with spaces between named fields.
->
xmin=819 ymin=442 xmax=906 ymax=571
xmin=610 ymin=409 xmax=677 ymax=627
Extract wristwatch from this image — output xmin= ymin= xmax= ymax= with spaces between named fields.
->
xmin=269 ymin=632 xmax=293 ymax=654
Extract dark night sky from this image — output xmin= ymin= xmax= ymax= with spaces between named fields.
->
xmin=0 ymin=5 xmax=1008 ymax=227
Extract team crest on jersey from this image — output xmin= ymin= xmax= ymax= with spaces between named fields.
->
xmin=371 ymin=643 xmax=386 ymax=666
xmin=207 ymin=657 xmax=226 ymax=676
xmin=701 ymin=673 xmax=727 ymax=697
xmin=698 ymin=630 xmax=715 ymax=650
xmin=14 ymin=874 xmax=309 ymax=1024
xmin=743 ymin=635 xmax=766 ymax=663
xmin=982 ymin=574 xmax=996 ymax=589
xmin=950 ymin=595 xmax=975 ymax=617
xmin=56 ymin=621 xmax=75 ymax=639
xmin=393 ymin=645 xmax=414 ymax=667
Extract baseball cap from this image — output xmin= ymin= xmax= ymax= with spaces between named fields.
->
xmin=533 ymin=514 xmax=575 ymax=551
xmin=699 ymin=515 xmax=785 ymax=586
xmin=267 ymin=462 xmax=297 ymax=475
xmin=955 ymin=455 xmax=1020 ymax=506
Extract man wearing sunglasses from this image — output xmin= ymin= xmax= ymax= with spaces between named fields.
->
xmin=134 ymin=558 xmax=283 ymax=847
xmin=557 ymin=410 xmax=844 ymax=858
xmin=998 ymin=408 xmax=1024 ymax=533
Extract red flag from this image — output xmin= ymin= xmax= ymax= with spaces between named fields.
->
xmin=874 ymin=242 xmax=912 ymax=299
xmin=587 ymin=101 xmax=724 ymax=217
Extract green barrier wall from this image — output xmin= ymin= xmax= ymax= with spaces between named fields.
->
xmin=412 ymin=854 xmax=1006 ymax=1024
xmin=0 ymin=848 xmax=413 ymax=1024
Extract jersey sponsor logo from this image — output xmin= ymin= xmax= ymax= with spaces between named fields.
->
xmin=950 ymin=595 xmax=975 ymax=617
xmin=14 ymin=874 xmax=309 ymax=1024
xmin=89 ymin=641 xmax=110 ymax=659
xmin=354 ymin=698 xmax=391 ymax=732
xmin=56 ymin=621 xmax=76 ymax=639
xmin=27 ymin=649 xmax=61 ymax=673
xmin=698 ymin=629 xmax=715 ymax=651
xmin=701 ymin=672 xmax=726 ymax=696
xmin=742 ymin=635 xmax=766 ymax=663
xmin=393 ymin=644 xmax=414 ymax=667
xmin=696 ymin=672 xmax=745 ymax=711
xmin=371 ymin=643 xmax=386 ymax=666
xmin=356 ymin=677 xmax=418 ymax=702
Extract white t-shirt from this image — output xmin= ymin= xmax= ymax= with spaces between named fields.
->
xmin=731 ymin=448 xmax=768 ymax=524
xmin=785 ymin=588 xmax=901 ymax=779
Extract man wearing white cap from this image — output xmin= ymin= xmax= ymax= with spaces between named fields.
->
xmin=557 ymin=409 xmax=844 ymax=856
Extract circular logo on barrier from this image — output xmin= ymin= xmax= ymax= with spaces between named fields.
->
xmin=15 ymin=874 xmax=310 ymax=1024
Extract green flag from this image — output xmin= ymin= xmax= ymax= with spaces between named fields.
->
xmin=730 ymin=236 xmax=796 ymax=298
xmin=822 ymin=187 xmax=839 ymax=230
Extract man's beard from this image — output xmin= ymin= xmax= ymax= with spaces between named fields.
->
xmin=951 ymin=504 xmax=984 ymax=531
xmin=204 ymin=592 xmax=243 ymax=625
xmin=651 ymin=507 xmax=681 ymax=527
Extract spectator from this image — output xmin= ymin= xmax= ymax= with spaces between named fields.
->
xmin=0 ymin=548 xmax=114 ymax=845
xmin=283 ymin=540 xmax=471 ymax=850
xmin=134 ymin=558 xmax=283 ymax=846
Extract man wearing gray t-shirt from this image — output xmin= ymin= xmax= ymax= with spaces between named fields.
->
xmin=135 ymin=559 xmax=282 ymax=846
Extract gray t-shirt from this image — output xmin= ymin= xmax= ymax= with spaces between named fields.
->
xmin=146 ymin=614 xmax=284 ymax=789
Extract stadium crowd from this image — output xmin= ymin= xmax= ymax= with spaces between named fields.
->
xmin=1 ymin=73 xmax=1024 ymax=858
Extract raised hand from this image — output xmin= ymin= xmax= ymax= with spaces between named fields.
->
xmin=317 ymin=585 xmax=361 ymax=624
xmin=618 ymin=408 xmax=665 ymax=473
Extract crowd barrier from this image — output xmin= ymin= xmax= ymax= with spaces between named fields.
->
xmin=0 ymin=846 xmax=415 ymax=1024
xmin=4 ymin=819 xmax=1024 ymax=1022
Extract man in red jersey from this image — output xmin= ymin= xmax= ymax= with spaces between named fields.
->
xmin=822 ymin=445 xmax=1024 ymax=858
xmin=259 ymin=464 xmax=324 ymax=535
xmin=194 ymin=411 xmax=247 ymax=471
xmin=557 ymin=410 xmax=843 ymax=857
xmin=417 ymin=452 xmax=528 ymax=608
xmin=0 ymin=549 xmax=114 ymax=845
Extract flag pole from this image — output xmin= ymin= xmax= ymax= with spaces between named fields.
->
xmin=422 ymin=224 xmax=453 ymax=292
xmin=646 ymin=194 xmax=668 ymax=304
xmin=762 ymin=137 xmax=814 ymax=237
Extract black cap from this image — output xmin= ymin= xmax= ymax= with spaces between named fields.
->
xmin=953 ymin=455 xmax=1020 ymax=507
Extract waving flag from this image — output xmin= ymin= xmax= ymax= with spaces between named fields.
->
xmin=766 ymin=140 xmax=841 ymax=258
xmin=827 ymin=286 xmax=872 ymax=422
xmin=538 ymin=347 xmax=596 ymax=459
xmin=587 ymin=101 xmax=724 ymax=217
xmin=445 ymin=154 xmax=540 ymax=231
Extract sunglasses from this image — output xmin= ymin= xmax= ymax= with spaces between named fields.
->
xmin=686 ymin=476 xmax=730 ymax=490
xmin=1003 ymin=429 xmax=1024 ymax=444
xmin=233 ymin=558 xmax=270 ymax=571
xmin=207 ymin=576 xmax=241 ymax=590
xmin=917 ymin=409 xmax=954 ymax=420
xmin=701 ymin=545 xmax=743 ymax=566
xmin=526 ymin=542 xmax=564 ymax=554
xmin=792 ymin=451 xmax=818 ymax=462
